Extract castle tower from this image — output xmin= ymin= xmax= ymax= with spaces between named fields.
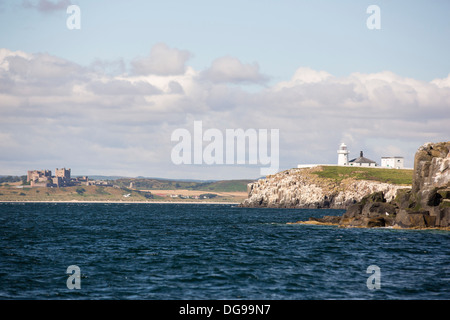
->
xmin=55 ymin=168 xmax=71 ymax=179
xmin=337 ymin=143 xmax=349 ymax=166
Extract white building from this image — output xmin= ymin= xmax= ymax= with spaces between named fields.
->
xmin=381 ymin=157 xmax=404 ymax=169
xmin=337 ymin=143 xmax=377 ymax=167
xmin=298 ymin=143 xmax=395 ymax=169
xmin=348 ymin=151 xmax=378 ymax=167
xmin=337 ymin=143 xmax=349 ymax=166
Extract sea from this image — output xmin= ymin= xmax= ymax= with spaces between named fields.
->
xmin=0 ymin=202 xmax=449 ymax=300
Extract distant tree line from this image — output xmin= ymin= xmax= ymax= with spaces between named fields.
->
xmin=0 ymin=175 xmax=27 ymax=184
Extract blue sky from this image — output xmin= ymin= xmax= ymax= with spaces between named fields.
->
xmin=2 ymin=1 xmax=449 ymax=81
xmin=0 ymin=0 xmax=449 ymax=179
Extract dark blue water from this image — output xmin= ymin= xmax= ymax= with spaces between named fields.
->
xmin=0 ymin=203 xmax=449 ymax=300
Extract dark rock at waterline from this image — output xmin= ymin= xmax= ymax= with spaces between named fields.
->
xmin=335 ymin=141 xmax=450 ymax=229
xmin=308 ymin=215 xmax=342 ymax=224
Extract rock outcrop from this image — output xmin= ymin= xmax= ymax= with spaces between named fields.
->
xmin=239 ymin=166 xmax=408 ymax=209
xmin=310 ymin=141 xmax=450 ymax=229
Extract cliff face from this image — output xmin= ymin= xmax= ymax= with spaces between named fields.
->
xmin=239 ymin=166 xmax=408 ymax=209
xmin=336 ymin=141 xmax=450 ymax=228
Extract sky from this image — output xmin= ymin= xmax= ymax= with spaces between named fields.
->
xmin=0 ymin=0 xmax=449 ymax=180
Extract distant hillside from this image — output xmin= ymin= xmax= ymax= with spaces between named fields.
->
xmin=113 ymin=178 xmax=254 ymax=192
xmin=0 ymin=185 xmax=161 ymax=202
xmin=0 ymin=184 xmax=247 ymax=203
xmin=188 ymin=180 xmax=255 ymax=192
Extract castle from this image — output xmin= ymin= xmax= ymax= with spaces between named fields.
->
xmin=27 ymin=168 xmax=88 ymax=187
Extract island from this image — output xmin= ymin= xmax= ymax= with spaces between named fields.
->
xmin=287 ymin=141 xmax=450 ymax=229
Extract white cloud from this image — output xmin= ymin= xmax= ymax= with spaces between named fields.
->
xmin=0 ymin=47 xmax=449 ymax=178
xmin=431 ymin=73 xmax=450 ymax=88
xmin=131 ymin=43 xmax=192 ymax=76
xmin=274 ymin=67 xmax=333 ymax=90
xmin=168 ymin=81 xmax=184 ymax=94
xmin=201 ymin=56 xmax=268 ymax=84
xmin=87 ymin=79 xmax=161 ymax=96
xmin=22 ymin=0 xmax=70 ymax=13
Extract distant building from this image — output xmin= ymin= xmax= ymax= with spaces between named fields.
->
xmin=348 ymin=151 xmax=378 ymax=167
xmin=381 ymin=157 xmax=404 ymax=169
xmin=299 ymin=143 xmax=402 ymax=169
xmin=86 ymin=180 xmax=112 ymax=187
xmin=55 ymin=168 xmax=71 ymax=179
xmin=27 ymin=169 xmax=52 ymax=187
xmin=336 ymin=143 xmax=378 ymax=167
xmin=337 ymin=143 xmax=350 ymax=166
xmin=53 ymin=168 xmax=71 ymax=187
xmin=27 ymin=168 xmax=89 ymax=187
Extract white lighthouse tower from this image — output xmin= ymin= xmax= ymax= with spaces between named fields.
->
xmin=337 ymin=143 xmax=349 ymax=166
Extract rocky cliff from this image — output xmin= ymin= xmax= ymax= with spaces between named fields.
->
xmin=239 ymin=166 xmax=408 ymax=209
xmin=304 ymin=141 xmax=450 ymax=229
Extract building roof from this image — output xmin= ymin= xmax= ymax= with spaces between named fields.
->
xmin=349 ymin=151 xmax=377 ymax=164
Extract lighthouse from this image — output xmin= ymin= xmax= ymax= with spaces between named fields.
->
xmin=337 ymin=143 xmax=349 ymax=166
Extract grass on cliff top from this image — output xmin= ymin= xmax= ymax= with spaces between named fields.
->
xmin=311 ymin=166 xmax=413 ymax=185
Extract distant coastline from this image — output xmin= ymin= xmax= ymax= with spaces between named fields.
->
xmin=0 ymin=200 xmax=239 ymax=204
xmin=0 ymin=181 xmax=249 ymax=204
